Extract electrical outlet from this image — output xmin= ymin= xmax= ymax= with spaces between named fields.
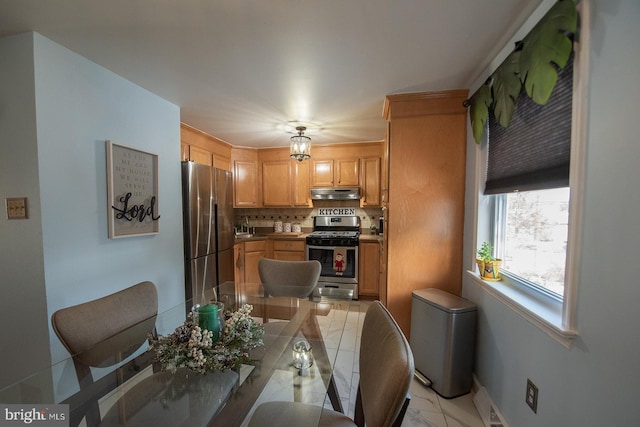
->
xmin=6 ymin=197 xmax=28 ymax=220
xmin=526 ymin=379 xmax=538 ymax=413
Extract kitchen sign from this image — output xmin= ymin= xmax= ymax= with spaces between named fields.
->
xmin=317 ymin=208 xmax=356 ymax=216
xmin=106 ymin=140 xmax=160 ymax=238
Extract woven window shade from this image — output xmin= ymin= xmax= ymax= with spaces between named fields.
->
xmin=485 ymin=54 xmax=573 ymax=195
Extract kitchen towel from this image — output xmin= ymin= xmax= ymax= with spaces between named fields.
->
xmin=333 ymin=247 xmax=348 ymax=275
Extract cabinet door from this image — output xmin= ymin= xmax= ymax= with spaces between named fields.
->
xmin=272 ymin=240 xmax=306 ymax=261
xmin=245 ymin=250 xmax=265 ymax=284
xmin=292 ymin=160 xmax=311 ymax=206
xmin=335 ymin=158 xmax=359 ymax=187
xmin=234 ymin=243 xmax=245 ymax=285
xmin=272 ymin=240 xmax=305 ymax=252
xmin=262 ymin=160 xmax=292 ymax=206
xmin=273 ymin=251 xmax=306 ymax=261
xmin=311 ymin=159 xmax=334 ymax=187
xmin=213 ymin=155 xmax=231 ymax=172
xmin=359 ymin=241 xmax=380 ymax=298
xmin=190 ymin=146 xmax=213 ymax=166
xmin=234 ymin=160 xmax=258 ymax=207
xmin=180 ymin=143 xmax=190 ymax=162
xmin=384 ymin=90 xmax=468 ymax=336
xmin=361 ymin=157 xmax=381 ymax=206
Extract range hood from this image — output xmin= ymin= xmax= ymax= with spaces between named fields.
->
xmin=310 ymin=187 xmax=361 ymax=200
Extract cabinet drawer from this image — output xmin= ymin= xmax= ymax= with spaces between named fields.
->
xmin=245 ymin=240 xmax=267 ymax=252
xmin=272 ymin=240 xmax=306 ymax=252
xmin=273 ymin=251 xmax=306 ymax=261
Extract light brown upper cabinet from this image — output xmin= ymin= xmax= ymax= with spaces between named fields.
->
xmin=360 ymin=157 xmax=381 ymax=206
xmin=189 ymin=145 xmax=213 ymax=166
xmin=336 ymin=158 xmax=360 ymax=187
xmin=292 ymin=160 xmax=312 ymax=207
xmin=234 ymin=160 xmax=259 ymax=207
xmin=180 ymin=123 xmax=232 ymax=171
xmin=180 ymin=143 xmax=190 ymax=162
xmin=311 ymin=158 xmax=359 ymax=187
xmin=310 ymin=159 xmax=333 ymax=187
xmin=212 ymin=154 xmax=231 ymax=171
xmin=187 ymin=145 xmax=231 ymax=170
xmin=262 ymin=160 xmax=292 ymax=207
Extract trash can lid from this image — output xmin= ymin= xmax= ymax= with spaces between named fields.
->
xmin=412 ymin=288 xmax=477 ymax=313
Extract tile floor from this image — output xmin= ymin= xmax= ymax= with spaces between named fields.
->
xmin=335 ymin=300 xmax=485 ymax=427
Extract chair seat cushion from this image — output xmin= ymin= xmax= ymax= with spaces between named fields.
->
xmin=248 ymin=401 xmax=355 ymax=427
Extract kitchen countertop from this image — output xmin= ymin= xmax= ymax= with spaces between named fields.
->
xmin=235 ymin=232 xmax=383 ymax=243
xmin=359 ymin=234 xmax=383 ymax=242
xmin=234 ymin=233 xmax=308 ymax=243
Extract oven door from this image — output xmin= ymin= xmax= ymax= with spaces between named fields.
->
xmin=306 ymin=244 xmax=358 ymax=283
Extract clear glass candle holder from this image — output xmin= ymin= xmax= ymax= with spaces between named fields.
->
xmin=292 ymin=339 xmax=313 ymax=376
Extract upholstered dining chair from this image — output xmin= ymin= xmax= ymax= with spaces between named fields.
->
xmin=258 ymin=258 xmax=321 ymax=298
xmin=248 ymin=300 xmax=414 ymax=427
xmin=51 ymin=281 xmax=158 ymax=427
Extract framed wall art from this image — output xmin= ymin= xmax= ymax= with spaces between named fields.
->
xmin=106 ymin=140 xmax=160 ymax=238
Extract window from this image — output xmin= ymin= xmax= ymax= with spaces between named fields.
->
xmin=485 ymin=50 xmax=573 ymax=299
xmin=468 ymin=0 xmax=589 ymax=348
xmin=494 ymin=188 xmax=570 ymax=298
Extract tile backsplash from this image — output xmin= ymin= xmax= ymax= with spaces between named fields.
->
xmin=235 ymin=201 xmax=382 ymax=231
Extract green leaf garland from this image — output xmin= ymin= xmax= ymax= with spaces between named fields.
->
xmin=468 ymin=0 xmax=578 ymax=144
xmin=470 ymin=83 xmax=493 ymax=144
xmin=520 ymin=0 xmax=578 ymax=104
xmin=491 ymin=50 xmax=522 ymax=128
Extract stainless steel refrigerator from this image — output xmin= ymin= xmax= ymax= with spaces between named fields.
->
xmin=181 ymin=162 xmax=234 ymax=305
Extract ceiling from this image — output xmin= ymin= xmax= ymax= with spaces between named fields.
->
xmin=0 ymin=0 xmax=541 ymax=148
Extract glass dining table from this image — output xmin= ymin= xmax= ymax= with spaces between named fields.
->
xmin=0 ymin=282 xmax=355 ymax=427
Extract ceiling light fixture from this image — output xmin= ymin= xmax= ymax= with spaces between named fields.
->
xmin=289 ymin=126 xmax=311 ymax=162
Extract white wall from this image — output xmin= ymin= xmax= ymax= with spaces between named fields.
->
xmin=0 ymin=32 xmax=185 ymax=389
xmin=461 ymin=0 xmax=640 ymax=425
xmin=0 ymin=33 xmax=52 ymax=392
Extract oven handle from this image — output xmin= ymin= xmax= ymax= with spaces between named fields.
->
xmin=306 ymin=245 xmax=357 ymax=251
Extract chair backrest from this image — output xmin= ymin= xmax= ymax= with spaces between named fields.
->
xmin=51 ymin=281 xmax=158 ymax=427
xmin=258 ymin=258 xmax=321 ymax=298
xmin=52 ymin=281 xmax=158 ymax=369
xmin=357 ymin=301 xmax=414 ymax=427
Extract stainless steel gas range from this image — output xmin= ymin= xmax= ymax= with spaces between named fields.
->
xmin=306 ymin=215 xmax=360 ymax=300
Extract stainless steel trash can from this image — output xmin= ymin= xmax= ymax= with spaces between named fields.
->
xmin=410 ymin=288 xmax=477 ymax=398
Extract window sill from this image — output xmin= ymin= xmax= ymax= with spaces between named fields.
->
xmin=465 ymin=270 xmax=578 ymax=349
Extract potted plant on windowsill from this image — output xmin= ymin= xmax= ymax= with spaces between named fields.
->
xmin=476 ymin=242 xmax=502 ymax=281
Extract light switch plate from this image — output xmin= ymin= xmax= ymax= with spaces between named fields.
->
xmin=6 ymin=197 xmax=28 ymax=219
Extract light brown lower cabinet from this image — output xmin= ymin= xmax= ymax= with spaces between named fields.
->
xmin=234 ymin=243 xmax=245 ymax=284
xmin=272 ymin=239 xmax=306 ymax=261
xmin=235 ymin=240 xmax=266 ymax=284
xmin=358 ymin=241 xmax=380 ymax=299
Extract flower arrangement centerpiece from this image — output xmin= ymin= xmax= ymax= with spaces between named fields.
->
xmin=150 ymin=304 xmax=264 ymax=374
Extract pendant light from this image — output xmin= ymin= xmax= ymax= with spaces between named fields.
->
xmin=289 ymin=126 xmax=311 ymax=162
